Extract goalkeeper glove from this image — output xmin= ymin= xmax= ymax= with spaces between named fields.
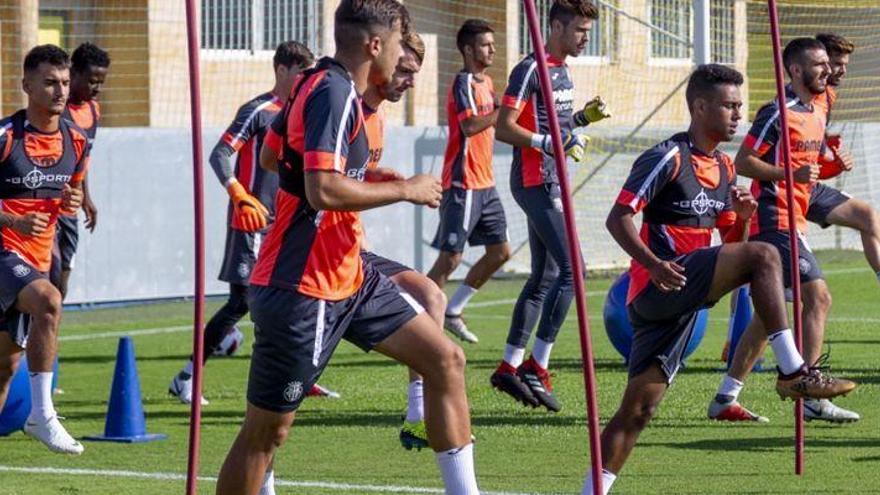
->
xmin=574 ymin=96 xmax=611 ymax=127
xmin=227 ymin=180 xmax=269 ymax=232
xmin=535 ymin=132 xmax=590 ymax=163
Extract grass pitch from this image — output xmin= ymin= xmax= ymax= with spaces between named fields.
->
xmin=1 ymin=249 xmax=878 ymax=494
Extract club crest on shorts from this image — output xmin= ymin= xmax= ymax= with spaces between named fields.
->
xmin=798 ymin=257 xmax=812 ymax=275
xmin=447 ymin=233 xmax=459 ymax=246
xmin=284 ymin=381 xmax=303 ymax=403
xmin=237 ymin=262 xmax=250 ymax=279
xmin=12 ymin=264 xmax=31 ymax=278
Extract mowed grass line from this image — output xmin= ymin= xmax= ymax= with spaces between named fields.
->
xmin=1 ymin=250 xmax=878 ymax=494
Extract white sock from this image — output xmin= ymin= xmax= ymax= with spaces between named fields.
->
xmin=503 ymin=344 xmax=525 ymax=368
xmin=406 ymin=380 xmax=424 ymax=423
xmin=446 ymin=284 xmax=478 ymax=316
xmin=436 ymin=443 xmax=479 ymax=495
xmin=531 ymin=338 xmax=554 ymax=369
xmin=582 ymin=468 xmax=616 ymax=495
xmin=259 ymin=469 xmax=276 ymax=495
xmin=716 ymin=375 xmax=744 ymax=402
xmin=181 ymin=360 xmax=194 ymax=378
xmin=768 ymin=329 xmax=805 ymax=374
xmin=28 ymin=371 xmax=56 ymax=421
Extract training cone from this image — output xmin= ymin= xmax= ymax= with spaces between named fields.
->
xmin=0 ymin=356 xmax=60 ymax=436
xmin=726 ymin=286 xmax=764 ymax=371
xmin=84 ymin=337 xmax=166 ymax=443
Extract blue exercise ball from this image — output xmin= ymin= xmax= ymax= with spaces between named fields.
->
xmin=0 ymin=357 xmax=32 ymax=436
xmin=603 ymin=271 xmax=708 ymax=364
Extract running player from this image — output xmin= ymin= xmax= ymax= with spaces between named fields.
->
xmin=215 ymin=1 xmax=479 ymax=493
xmin=55 ymin=42 xmax=110 ymax=299
xmin=425 ymin=19 xmax=510 ymax=344
xmin=0 ymin=45 xmax=88 ymax=455
xmin=492 ymin=0 xmax=610 ymax=412
xmin=167 ymin=41 xmax=331 ymax=406
xmin=708 ymin=38 xmax=861 ymax=424
xmin=360 ymin=32 xmax=446 ymax=451
xmin=582 ymin=64 xmax=855 ymax=495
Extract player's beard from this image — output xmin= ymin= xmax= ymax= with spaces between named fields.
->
xmin=803 ymin=71 xmax=826 ymax=95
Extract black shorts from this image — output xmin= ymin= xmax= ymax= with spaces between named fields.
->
xmin=750 ymin=231 xmax=823 ymax=288
xmin=431 ymin=186 xmax=508 ymax=253
xmin=0 ymin=251 xmax=47 ymax=348
xmin=55 ymin=215 xmax=79 ymax=271
xmin=361 ymin=250 xmax=411 ymax=278
xmin=218 ymin=228 xmax=262 ymax=286
xmin=246 ymin=263 xmax=422 ymax=412
xmin=627 ymin=246 xmax=720 ymax=383
xmin=807 ymin=183 xmax=850 ymax=229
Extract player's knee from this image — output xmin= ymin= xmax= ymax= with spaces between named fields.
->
xmin=751 ymin=243 xmax=781 ymax=271
xmin=805 ymin=286 xmax=832 ymax=312
xmin=630 ymin=400 xmax=660 ymax=430
xmin=443 ymin=252 xmax=463 ymax=272
xmin=861 ymin=203 xmax=880 ymax=233
xmin=244 ymin=417 xmax=291 ymax=450
xmin=490 ymin=244 xmax=511 ymax=265
xmin=425 ymin=288 xmax=448 ymax=319
xmin=430 ymin=342 xmax=467 ymax=385
xmin=33 ymin=287 xmax=62 ymax=326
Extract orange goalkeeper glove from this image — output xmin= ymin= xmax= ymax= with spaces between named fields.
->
xmin=227 ymin=180 xmax=269 ymax=232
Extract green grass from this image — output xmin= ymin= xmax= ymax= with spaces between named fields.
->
xmin=2 ymin=250 xmax=879 ymax=494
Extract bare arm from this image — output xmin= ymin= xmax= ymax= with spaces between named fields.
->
xmin=460 ymin=110 xmax=498 ymax=138
xmin=606 ymin=204 xmax=662 ymax=270
xmin=496 ymin=105 xmax=537 ymax=149
xmin=606 ymin=203 xmax=686 ymax=292
xmin=259 ymin=140 xmax=279 ymax=172
xmin=305 ymin=171 xmax=441 ymax=212
xmin=734 ymin=145 xmax=784 ymax=182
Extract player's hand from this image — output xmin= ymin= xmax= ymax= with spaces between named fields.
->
xmin=404 ymin=174 xmax=442 ymax=208
xmin=366 ymin=167 xmax=405 ymax=183
xmin=540 ymin=132 xmax=590 ymax=163
xmin=228 ymin=181 xmax=269 ymax=233
xmin=825 ymin=134 xmax=853 ymax=172
xmin=82 ymin=195 xmax=98 ymax=232
xmin=10 ymin=212 xmax=50 ymax=236
xmin=730 ymin=186 xmax=757 ymax=220
xmin=576 ymin=96 xmax=611 ymax=125
xmin=60 ymin=183 xmax=83 ymax=215
xmin=793 ymin=163 xmax=820 ymax=184
xmin=648 ymin=259 xmax=686 ymax=292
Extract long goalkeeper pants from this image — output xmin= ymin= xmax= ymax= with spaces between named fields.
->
xmin=506 ymin=184 xmax=582 ymax=349
xmin=200 ymin=283 xmax=249 ymax=363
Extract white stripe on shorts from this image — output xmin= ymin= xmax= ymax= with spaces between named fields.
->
xmin=400 ymin=291 xmax=425 ymax=315
xmin=313 ymin=300 xmax=326 ymax=367
xmin=462 ymin=189 xmax=473 ymax=230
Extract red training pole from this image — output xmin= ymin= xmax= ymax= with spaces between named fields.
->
xmin=183 ymin=1 xmax=207 ymax=493
xmin=521 ymin=1 xmax=604 ymax=492
xmin=766 ymin=0 xmax=805 ymax=475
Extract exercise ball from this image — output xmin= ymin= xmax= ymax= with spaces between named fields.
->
xmin=603 ymin=271 xmax=708 ymax=364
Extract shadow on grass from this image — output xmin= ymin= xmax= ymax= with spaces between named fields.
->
xmin=643 ymin=436 xmax=880 ymax=452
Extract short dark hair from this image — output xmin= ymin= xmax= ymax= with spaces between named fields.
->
xmin=24 ymin=44 xmax=70 ymax=73
xmin=456 ymin=19 xmax=493 ymax=56
xmin=816 ymin=32 xmax=855 ymax=58
xmin=549 ymin=0 xmax=599 ymax=26
xmin=71 ymin=42 xmax=110 ymax=74
xmin=685 ymin=64 xmax=744 ymax=109
xmin=334 ymin=0 xmax=410 ymax=49
xmin=273 ymin=41 xmax=315 ymax=70
xmin=782 ymin=37 xmax=826 ymax=76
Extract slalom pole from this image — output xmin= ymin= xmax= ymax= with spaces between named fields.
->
xmin=766 ymin=0 xmax=805 ymax=475
xmin=183 ymin=1 xmax=207 ymax=493
xmin=521 ymin=1 xmax=604 ymax=492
